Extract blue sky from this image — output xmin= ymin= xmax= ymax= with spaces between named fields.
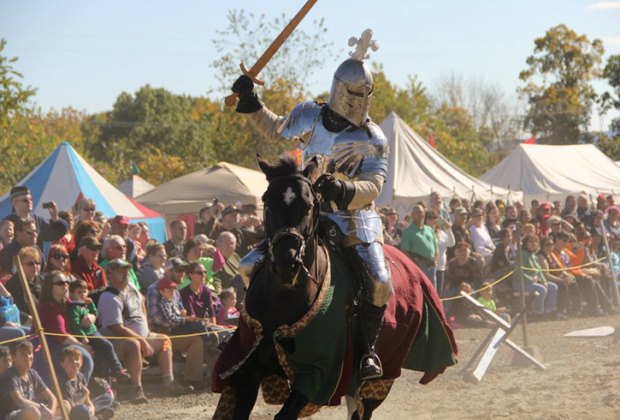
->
xmin=1 ymin=0 xmax=619 ymax=129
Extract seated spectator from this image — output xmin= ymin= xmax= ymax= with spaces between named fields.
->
xmin=97 ymin=259 xmax=193 ymax=403
xmin=56 ymin=210 xmax=76 ymax=255
xmin=100 ymin=236 xmax=140 ymax=290
xmin=448 ymin=207 xmax=470 ymax=260
xmin=164 ymin=220 xmax=187 ymax=259
xmin=468 ymin=209 xmax=495 ymax=273
xmin=604 ymin=206 xmax=620 ymax=240
xmin=485 ymin=202 xmax=501 ymax=247
xmin=33 ymin=271 xmax=94 ymax=385
xmin=43 ymin=244 xmax=77 ymax=282
xmin=0 ymin=220 xmax=14 ymax=251
xmin=70 ymin=220 xmax=102 ymax=263
xmin=178 ymin=238 xmax=223 ymax=292
xmin=194 ymin=202 xmax=223 ymax=237
xmin=128 ymin=224 xmax=145 ymax=263
xmin=179 ymin=261 xmax=216 ymax=322
xmin=5 ymin=246 xmax=44 ymax=324
xmin=0 ymin=218 xmax=45 ymax=275
xmin=71 ymin=237 xmax=107 ymax=303
xmin=538 ymin=237 xmax=579 ymax=318
xmin=447 ymin=282 xmax=492 ymax=328
xmin=522 ymin=223 xmax=536 ymax=237
xmin=3 ymin=185 xmax=68 ymax=250
xmin=137 ymin=222 xmax=151 ymax=249
xmin=74 ymin=198 xmax=97 ymax=230
xmin=576 ymin=194 xmax=593 ymax=228
xmin=58 ymin=347 xmax=98 ymax=420
xmin=137 ymin=243 xmax=167 ymax=294
xmin=501 ymin=205 xmax=518 ymax=229
xmin=67 ymin=280 xmax=129 ymax=382
xmin=216 ymin=288 xmax=240 ymax=327
xmin=0 ymin=345 xmax=10 ymax=375
xmin=145 ymin=275 xmax=208 ymax=390
xmin=0 ymin=281 xmax=27 ymax=345
xmin=447 ymin=241 xmax=482 ymax=292
xmin=477 ymin=282 xmax=510 ymax=323
xmin=0 ymin=340 xmax=59 ymax=419
xmin=514 ymin=234 xmax=558 ymax=320
xmin=213 ymin=232 xmax=242 ymax=296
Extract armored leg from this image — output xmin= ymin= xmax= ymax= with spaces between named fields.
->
xmin=349 ymin=242 xmax=391 ymax=380
xmin=238 ymin=240 xmax=268 ymax=288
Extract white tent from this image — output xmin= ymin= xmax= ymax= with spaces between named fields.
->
xmin=376 ymin=113 xmax=521 ymax=216
xmin=118 ymin=174 xmax=155 ymax=198
xmin=480 ymin=144 xmax=620 ymax=203
xmin=135 ymin=161 xmax=268 ymax=217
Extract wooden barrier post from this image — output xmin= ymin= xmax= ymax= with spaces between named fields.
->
xmin=14 ymin=256 xmax=69 ymax=420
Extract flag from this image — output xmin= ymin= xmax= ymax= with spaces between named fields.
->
xmin=429 ymin=132 xmax=436 ymax=149
xmin=523 ymin=134 xmax=536 ymax=144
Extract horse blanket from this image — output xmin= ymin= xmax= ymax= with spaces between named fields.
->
xmin=211 ymin=244 xmax=458 ymax=407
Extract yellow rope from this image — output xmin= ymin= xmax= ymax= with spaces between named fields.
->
xmin=42 ymin=327 xmax=234 ymax=341
xmin=440 ymin=270 xmax=514 ymax=302
xmin=0 ymin=333 xmax=36 ymax=347
xmin=522 ymin=256 xmax=606 ymax=272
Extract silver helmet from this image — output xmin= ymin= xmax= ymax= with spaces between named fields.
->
xmin=327 ymin=29 xmax=379 ymax=127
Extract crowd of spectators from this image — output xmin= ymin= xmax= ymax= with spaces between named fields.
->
xmin=379 ymin=192 xmax=620 ymax=327
xmin=0 ymin=188 xmax=259 ymax=416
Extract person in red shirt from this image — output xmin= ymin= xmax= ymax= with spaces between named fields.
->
xmin=71 ymin=236 xmax=106 ymax=302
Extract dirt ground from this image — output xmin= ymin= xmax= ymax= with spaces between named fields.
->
xmin=116 ymin=313 xmax=620 ymax=419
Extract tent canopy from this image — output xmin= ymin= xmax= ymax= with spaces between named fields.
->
xmin=136 ymin=161 xmax=269 ymax=217
xmin=376 ymin=113 xmax=521 ymax=216
xmin=0 ymin=142 xmax=166 ymax=242
xmin=480 ymin=144 xmax=620 ymax=203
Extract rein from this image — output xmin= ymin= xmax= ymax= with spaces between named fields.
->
xmin=265 ymin=174 xmax=321 ymax=284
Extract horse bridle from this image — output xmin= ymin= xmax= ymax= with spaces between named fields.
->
xmin=264 ymin=174 xmax=320 ymax=280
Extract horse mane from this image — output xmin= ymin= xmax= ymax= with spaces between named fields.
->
xmin=266 ymin=155 xmax=299 ymax=179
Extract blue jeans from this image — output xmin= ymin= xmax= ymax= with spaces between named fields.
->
xmin=33 ymin=338 xmax=94 ymax=386
xmin=514 ymin=281 xmax=558 ymax=315
xmin=88 ymin=331 xmax=123 ymax=377
xmin=415 ymin=258 xmax=437 ymax=290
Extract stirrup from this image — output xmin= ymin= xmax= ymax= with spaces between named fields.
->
xmin=360 ymin=352 xmax=383 ymax=380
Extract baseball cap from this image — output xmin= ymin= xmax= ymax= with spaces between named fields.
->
xmin=157 ymin=277 xmax=179 ymax=290
xmin=107 ymin=258 xmax=131 ymax=271
xmin=78 ymin=236 xmax=102 ymax=250
xmin=111 ymin=215 xmax=130 ymax=225
xmin=222 ymin=205 xmax=242 ymax=217
xmin=10 ymin=186 xmax=30 ymax=200
xmin=164 ymin=257 xmax=188 ymax=272
xmin=194 ymin=234 xmax=215 ymax=246
xmin=455 ymin=207 xmax=468 ymax=216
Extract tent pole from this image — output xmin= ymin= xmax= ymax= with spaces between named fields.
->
xmin=601 ymin=223 xmax=620 ymax=307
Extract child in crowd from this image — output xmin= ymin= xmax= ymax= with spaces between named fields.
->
xmin=0 ymin=340 xmax=58 ymax=419
xmin=68 ymin=280 xmax=130 ymax=382
xmin=59 ymin=346 xmax=97 ymax=420
xmin=448 ymin=283 xmax=493 ymax=329
xmin=216 ymin=288 xmax=240 ymax=327
xmin=0 ymin=345 xmax=11 ymax=375
xmin=477 ymin=282 xmax=511 ymax=323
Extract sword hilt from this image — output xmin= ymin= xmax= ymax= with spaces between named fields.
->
xmin=224 ymin=63 xmax=266 ymax=107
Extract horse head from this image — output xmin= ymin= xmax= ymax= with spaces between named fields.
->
xmin=257 ymin=155 xmax=319 ymax=287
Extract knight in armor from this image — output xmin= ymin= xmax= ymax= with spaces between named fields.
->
xmin=231 ymin=29 xmax=390 ymax=381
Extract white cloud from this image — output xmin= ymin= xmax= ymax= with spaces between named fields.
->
xmin=587 ymin=2 xmax=620 ymax=11
xmin=603 ymin=36 xmax=620 ymax=46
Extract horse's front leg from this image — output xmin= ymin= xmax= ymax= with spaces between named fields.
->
xmin=232 ymin=368 xmax=262 ymax=420
xmin=274 ymin=389 xmax=309 ymax=420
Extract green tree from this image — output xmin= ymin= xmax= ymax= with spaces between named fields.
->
xmin=518 ymin=24 xmax=604 ymax=144
xmin=600 ymin=54 xmax=620 ymax=132
xmin=0 ymin=39 xmax=36 ymax=130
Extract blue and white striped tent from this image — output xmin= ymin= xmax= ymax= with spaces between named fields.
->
xmin=0 ymin=142 xmax=166 ymax=242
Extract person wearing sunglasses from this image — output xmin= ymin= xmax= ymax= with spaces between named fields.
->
xmin=33 ymin=270 xmax=94 ymax=386
xmin=0 ymin=218 xmax=46 ymax=275
xmin=4 ymin=247 xmax=44 ymax=325
xmin=3 ymin=185 xmax=68 ymax=251
xmin=43 ymin=244 xmax=77 ymax=282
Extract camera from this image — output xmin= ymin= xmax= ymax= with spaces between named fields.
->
xmin=42 ymin=202 xmax=54 ymax=209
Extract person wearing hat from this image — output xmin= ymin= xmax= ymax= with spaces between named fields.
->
xmin=210 ymin=206 xmax=243 ymax=251
xmin=110 ymin=215 xmax=139 ymax=270
xmin=71 ymin=236 xmax=107 ymax=302
xmin=98 ymin=259 xmax=194 ymax=403
xmin=447 ymin=207 xmax=471 ymax=260
xmin=0 ymin=218 xmax=46 ymax=275
xmin=163 ymin=220 xmax=187 ymax=259
xmin=194 ymin=201 xmax=224 ymax=237
xmin=3 ymin=185 xmax=68 ymax=250
xmin=145 ymin=264 xmax=209 ymax=390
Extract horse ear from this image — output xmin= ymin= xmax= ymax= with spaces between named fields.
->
xmin=303 ymin=156 xmax=319 ymax=180
xmin=257 ymin=154 xmax=275 ymax=180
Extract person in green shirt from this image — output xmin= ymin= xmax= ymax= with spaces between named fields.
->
xmin=400 ymin=205 xmax=438 ymax=288
xmin=177 ymin=237 xmax=223 ymax=293
xmin=477 ymin=281 xmax=511 ymax=323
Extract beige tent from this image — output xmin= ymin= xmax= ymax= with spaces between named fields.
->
xmin=481 ymin=144 xmax=620 ymax=203
xmin=376 ymin=113 xmax=522 ymax=216
xmin=135 ymin=162 xmax=268 ymax=217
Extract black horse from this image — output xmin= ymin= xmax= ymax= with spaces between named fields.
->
xmin=211 ymin=156 xmax=457 ymax=420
